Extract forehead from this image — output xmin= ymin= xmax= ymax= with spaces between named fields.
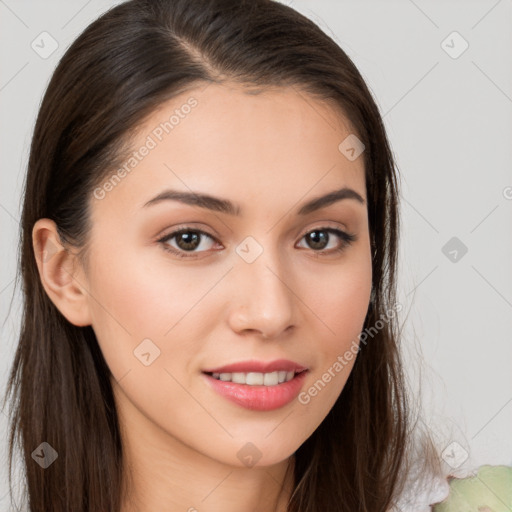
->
xmin=93 ymin=82 xmax=366 ymax=217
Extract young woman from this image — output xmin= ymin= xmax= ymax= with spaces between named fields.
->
xmin=2 ymin=0 xmax=447 ymax=510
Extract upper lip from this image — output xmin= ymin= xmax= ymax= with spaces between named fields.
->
xmin=202 ymin=359 xmax=308 ymax=374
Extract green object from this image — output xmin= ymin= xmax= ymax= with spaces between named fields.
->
xmin=433 ymin=465 xmax=512 ymax=512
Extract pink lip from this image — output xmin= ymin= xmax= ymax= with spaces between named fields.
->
xmin=202 ymin=370 xmax=308 ymax=411
xmin=202 ymin=359 xmax=308 ymax=374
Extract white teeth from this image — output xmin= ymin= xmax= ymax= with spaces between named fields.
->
xmin=232 ymin=372 xmax=246 ymax=384
xmin=209 ymin=370 xmax=298 ymax=385
xmin=246 ymin=372 xmax=264 ymax=385
xmin=263 ymin=372 xmax=278 ymax=386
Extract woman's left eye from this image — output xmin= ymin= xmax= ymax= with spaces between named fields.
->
xmin=296 ymin=227 xmax=357 ymax=255
xmin=157 ymin=226 xmax=356 ymax=259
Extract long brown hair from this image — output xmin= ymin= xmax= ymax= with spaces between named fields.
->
xmin=2 ymin=0 xmax=437 ymax=510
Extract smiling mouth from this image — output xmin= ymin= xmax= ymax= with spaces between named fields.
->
xmin=202 ymin=369 xmax=307 ymax=386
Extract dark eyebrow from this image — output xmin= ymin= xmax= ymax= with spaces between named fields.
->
xmin=297 ymin=187 xmax=365 ymax=215
xmin=142 ymin=186 xmax=365 ymax=215
xmin=143 ymin=189 xmax=243 ymax=215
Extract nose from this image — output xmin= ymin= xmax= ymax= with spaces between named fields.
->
xmin=227 ymin=247 xmax=297 ymax=340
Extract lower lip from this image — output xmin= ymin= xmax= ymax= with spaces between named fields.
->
xmin=202 ymin=371 xmax=308 ymax=411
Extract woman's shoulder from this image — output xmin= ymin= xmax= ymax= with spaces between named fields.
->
xmin=390 ymin=469 xmax=450 ymax=512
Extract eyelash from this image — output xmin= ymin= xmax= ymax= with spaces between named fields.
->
xmin=156 ymin=225 xmax=357 ymax=259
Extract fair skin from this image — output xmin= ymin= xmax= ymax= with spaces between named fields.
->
xmin=32 ymin=82 xmax=372 ymax=512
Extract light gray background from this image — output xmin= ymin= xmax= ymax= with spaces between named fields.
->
xmin=1 ymin=0 xmax=511 ymax=508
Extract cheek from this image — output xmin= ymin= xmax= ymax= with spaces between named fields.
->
xmin=324 ymin=272 xmax=370 ymax=323
xmin=291 ymin=268 xmax=371 ymax=439
xmin=85 ymin=246 xmax=215 ymax=378
xmin=309 ymin=255 xmax=372 ymax=349
xmin=301 ymin=255 xmax=372 ymax=397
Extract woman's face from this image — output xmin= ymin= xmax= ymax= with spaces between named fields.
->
xmin=80 ymin=83 xmax=372 ymax=468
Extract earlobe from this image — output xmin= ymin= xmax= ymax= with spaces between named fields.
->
xmin=32 ymin=218 xmax=92 ymax=327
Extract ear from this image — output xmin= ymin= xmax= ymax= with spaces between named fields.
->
xmin=32 ymin=218 xmax=92 ymax=327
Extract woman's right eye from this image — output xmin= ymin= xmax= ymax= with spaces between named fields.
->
xmin=157 ymin=228 xmax=218 ymax=259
